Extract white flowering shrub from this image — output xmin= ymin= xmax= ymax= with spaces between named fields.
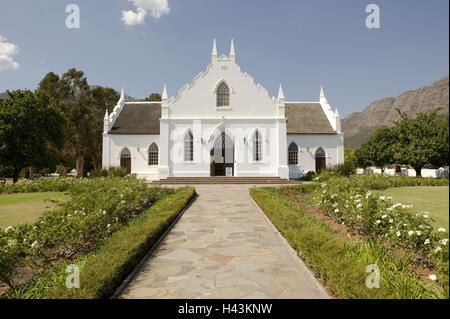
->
xmin=0 ymin=177 xmax=76 ymax=194
xmin=309 ymin=177 xmax=449 ymax=271
xmin=0 ymin=177 xmax=174 ymax=289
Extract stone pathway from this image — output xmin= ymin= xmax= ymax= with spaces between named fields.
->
xmin=119 ymin=184 xmax=329 ymax=299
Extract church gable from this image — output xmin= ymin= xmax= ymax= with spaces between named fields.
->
xmin=166 ymin=40 xmax=278 ymax=118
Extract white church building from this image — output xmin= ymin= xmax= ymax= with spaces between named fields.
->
xmin=102 ymin=40 xmax=344 ymax=181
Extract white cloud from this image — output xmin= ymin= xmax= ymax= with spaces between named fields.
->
xmin=121 ymin=0 xmax=170 ymax=26
xmin=0 ymin=36 xmax=19 ymax=71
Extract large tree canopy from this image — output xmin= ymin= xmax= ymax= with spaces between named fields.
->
xmin=356 ymin=109 xmax=449 ymax=176
xmin=0 ymin=90 xmax=65 ymax=182
xmin=38 ymin=69 xmax=119 ymax=177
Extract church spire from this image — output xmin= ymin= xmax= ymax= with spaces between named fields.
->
xmin=320 ymin=85 xmax=327 ymax=103
xmin=212 ymin=39 xmax=217 ymax=63
xmin=278 ymin=83 xmax=285 ymax=100
xmin=162 ymin=83 xmax=168 ymax=100
xmin=229 ymin=39 xmax=235 ymax=61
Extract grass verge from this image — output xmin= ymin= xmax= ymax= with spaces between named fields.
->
xmin=3 ymin=186 xmax=195 ymax=299
xmin=250 ymin=187 xmax=444 ymax=299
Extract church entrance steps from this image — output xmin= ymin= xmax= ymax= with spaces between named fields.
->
xmin=154 ymin=177 xmax=299 ymax=185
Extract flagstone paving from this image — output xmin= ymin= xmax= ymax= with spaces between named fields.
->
xmin=119 ymin=184 xmax=330 ymax=299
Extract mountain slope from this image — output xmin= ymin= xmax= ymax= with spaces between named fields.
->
xmin=343 ymin=76 xmax=449 ymax=149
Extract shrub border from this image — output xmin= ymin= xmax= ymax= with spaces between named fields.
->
xmin=111 ymin=188 xmax=197 ymax=299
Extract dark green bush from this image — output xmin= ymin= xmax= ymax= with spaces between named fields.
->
xmin=89 ymin=168 xmax=108 ymax=178
xmin=107 ymin=167 xmax=127 ymax=177
xmin=326 ymin=162 xmax=356 ymax=177
xmin=301 ymin=171 xmax=316 ymax=181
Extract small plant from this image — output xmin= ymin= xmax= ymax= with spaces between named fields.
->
xmin=107 ymin=167 xmax=127 ymax=177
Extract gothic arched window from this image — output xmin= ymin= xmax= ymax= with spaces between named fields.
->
xmin=288 ymin=142 xmax=299 ymax=165
xmin=148 ymin=143 xmax=159 ymax=166
xmin=253 ymin=129 xmax=262 ymax=162
xmin=216 ymin=82 xmax=230 ymax=107
xmin=184 ymin=130 xmax=194 ymax=162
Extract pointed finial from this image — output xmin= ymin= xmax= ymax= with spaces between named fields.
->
xmin=120 ymin=87 xmax=125 ymax=100
xmin=320 ymin=85 xmax=327 ymax=103
xmin=162 ymin=83 xmax=168 ymax=100
xmin=335 ymin=108 xmax=340 ymax=117
xmin=212 ymin=39 xmax=217 ymax=57
xmin=104 ymin=109 xmax=109 ymax=120
xmin=230 ymin=39 xmax=235 ymax=58
xmin=278 ymin=83 xmax=285 ymax=100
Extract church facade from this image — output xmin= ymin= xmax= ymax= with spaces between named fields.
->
xmin=102 ymin=40 xmax=344 ymax=181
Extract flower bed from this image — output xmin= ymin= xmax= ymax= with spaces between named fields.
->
xmin=0 ymin=177 xmax=174 ymax=290
xmin=0 ymin=177 xmax=77 ymax=194
xmin=287 ymin=174 xmax=449 ymax=280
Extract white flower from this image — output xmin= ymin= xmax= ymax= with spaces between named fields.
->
xmin=357 ymin=215 xmax=361 ymax=219
xmin=424 ymin=239 xmax=430 ymax=245
xmin=408 ymin=231 xmax=415 ymax=236
xmin=379 ymin=196 xmax=386 ymax=201
xmin=67 ymin=214 xmax=72 ymax=217
xmin=107 ymin=224 xmax=111 ymax=228
xmin=389 ymin=219 xmax=393 ymax=223
xmin=381 ymin=214 xmax=387 ymax=219
xmin=423 ymin=214 xmax=429 ymax=219
xmin=376 ymin=220 xmax=381 ymax=224
xmin=429 ymin=274 xmax=437 ymax=281
xmin=103 ymin=210 xmax=106 ymax=215
xmin=7 ymin=240 xmax=16 ymax=247
xmin=416 ymin=231 xmax=422 ymax=236
xmin=5 ymin=226 xmax=14 ymax=233
xmin=434 ymin=246 xmax=442 ymax=253
xmin=334 ymin=209 xmax=339 ymax=213
xmin=396 ymin=231 xmax=401 ymax=237
xmin=387 ymin=196 xmax=392 ymax=200
xmin=441 ymin=239 xmax=448 ymax=246
xmin=438 ymin=227 xmax=446 ymax=233
xmin=121 ymin=200 xmax=125 ymax=203
xmin=357 ymin=203 xmax=363 ymax=209
xmin=31 ymin=240 xmax=39 ymax=248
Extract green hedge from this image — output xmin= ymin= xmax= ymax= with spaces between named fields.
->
xmin=4 ymin=186 xmax=195 ymax=299
xmin=250 ymin=187 xmax=444 ymax=299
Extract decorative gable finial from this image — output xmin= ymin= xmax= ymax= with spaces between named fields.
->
xmin=278 ymin=83 xmax=285 ymax=100
xmin=104 ymin=109 xmax=109 ymax=120
xmin=120 ymin=87 xmax=125 ymax=101
xmin=230 ymin=39 xmax=235 ymax=59
xmin=335 ymin=108 xmax=340 ymax=117
xmin=320 ymin=85 xmax=327 ymax=103
xmin=162 ymin=83 xmax=168 ymax=100
xmin=212 ymin=39 xmax=218 ymax=60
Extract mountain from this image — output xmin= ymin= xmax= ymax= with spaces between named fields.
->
xmin=343 ymin=76 xmax=449 ymax=149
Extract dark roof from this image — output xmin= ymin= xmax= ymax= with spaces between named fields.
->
xmin=108 ymin=103 xmax=161 ymax=134
xmin=108 ymin=102 xmax=335 ymax=135
xmin=285 ymin=103 xmax=336 ymax=134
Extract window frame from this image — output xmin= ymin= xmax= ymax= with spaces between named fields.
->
xmin=183 ymin=130 xmax=194 ymax=162
xmin=253 ymin=129 xmax=262 ymax=162
xmin=288 ymin=142 xmax=299 ymax=165
xmin=148 ymin=143 xmax=159 ymax=166
xmin=216 ymin=82 xmax=230 ymax=107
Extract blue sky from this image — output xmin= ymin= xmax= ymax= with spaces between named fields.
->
xmin=0 ymin=0 xmax=448 ymax=117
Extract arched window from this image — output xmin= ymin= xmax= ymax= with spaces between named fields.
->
xmin=121 ymin=148 xmax=131 ymax=158
xmin=288 ymin=142 xmax=298 ymax=165
xmin=148 ymin=143 xmax=158 ymax=166
xmin=315 ymin=147 xmax=326 ymax=172
xmin=216 ymin=82 xmax=230 ymax=107
xmin=253 ymin=129 xmax=262 ymax=162
xmin=184 ymin=130 xmax=194 ymax=162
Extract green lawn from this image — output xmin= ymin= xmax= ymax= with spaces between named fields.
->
xmin=374 ymin=186 xmax=449 ymax=230
xmin=0 ymin=192 xmax=70 ymax=229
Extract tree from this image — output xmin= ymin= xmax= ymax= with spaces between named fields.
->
xmin=356 ymin=126 xmax=396 ymax=169
xmin=38 ymin=68 xmax=93 ymax=177
xmin=39 ymin=70 xmax=120 ymax=176
xmin=355 ymin=109 xmax=449 ymax=177
xmin=0 ymin=90 xmax=65 ymax=183
xmin=392 ymin=110 xmax=449 ymax=176
xmin=144 ymin=93 xmax=161 ymax=102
